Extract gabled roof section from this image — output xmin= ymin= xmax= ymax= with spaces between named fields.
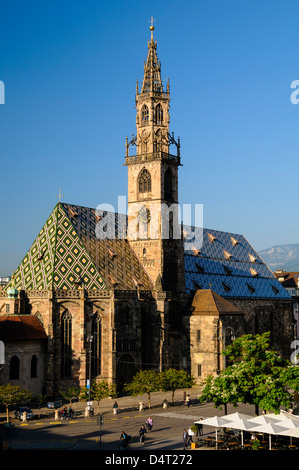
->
xmin=0 ymin=315 xmax=47 ymax=341
xmin=184 ymin=226 xmax=291 ymax=300
xmin=191 ymin=289 xmax=243 ymax=316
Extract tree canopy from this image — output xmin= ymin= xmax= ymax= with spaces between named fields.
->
xmin=161 ymin=369 xmax=195 ymax=403
xmin=200 ymin=332 xmax=299 ymax=414
xmin=124 ymin=370 xmax=162 ymax=408
xmin=0 ymin=383 xmax=32 ymax=422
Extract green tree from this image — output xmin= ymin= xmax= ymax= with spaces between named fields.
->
xmin=91 ymin=380 xmax=116 ymax=414
xmin=0 ymin=383 xmax=32 ymax=422
xmin=161 ymin=369 xmax=195 ymax=404
xmin=80 ymin=380 xmax=116 ymax=414
xmin=200 ymin=332 xmax=295 ymax=414
xmin=59 ymin=386 xmax=81 ymax=405
xmin=124 ymin=370 xmax=162 ymax=408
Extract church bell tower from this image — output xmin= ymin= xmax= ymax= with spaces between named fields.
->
xmin=125 ymin=23 xmax=185 ymax=292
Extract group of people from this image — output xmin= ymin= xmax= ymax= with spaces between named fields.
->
xmin=120 ymin=417 xmax=153 ymax=448
xmin=183 ymin=421 xmax=203 ymax=449
xmin=60 ymin=405 xmax=74 ymax=420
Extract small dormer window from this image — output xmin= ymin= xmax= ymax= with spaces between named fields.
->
xmin=247 ymin=283 xmax=256 ymax=294
xmin=271 ymin=285 xmax=279 ymax=295
xmin=222 ymin=282 xmax=231 ymax=293
xmin=224 ymin=250 xmax=232 ymax=260
xmin=195 ymin=263 xmax=204 ymax=274
xmin=223 ymin=265 xmax=232 ymax=275
xmin=231 ymin=237 xmax=238 ymax=246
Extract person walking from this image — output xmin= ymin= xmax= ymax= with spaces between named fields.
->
xmin=188 ymin=427 xmax=194 ymax=444
xmin=186 ymin=394 xmax=190 ymax=407
xmin=139 ymin=425 xmax=147 ymax=444
xmin=197 ymin=418 xmax=203 ymax=436
xmin=62 ymin=406 xmax=68 ymax=420
xmin=146 ymin=417 xmax=153 ymax=431
xmin=113 ymin=401 xmax=118 ymax=414
xmin=183 ymin=429 xmax=188 ymax=449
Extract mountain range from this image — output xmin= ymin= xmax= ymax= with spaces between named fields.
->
xmin=259 ymin=243 xmax=299 ymax=273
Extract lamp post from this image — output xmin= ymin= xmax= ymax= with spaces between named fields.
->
xmin=86 ymin=333 xmax=93 ymax=414
xmin=214 ymin=324 xmax=235 ymax=373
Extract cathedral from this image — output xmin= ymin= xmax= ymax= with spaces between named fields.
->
xmin=0 ymin=26 xmax=295 ymax=397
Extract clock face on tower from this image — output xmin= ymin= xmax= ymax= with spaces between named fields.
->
xmin=139 ymin=206 xmax=151 ymax=224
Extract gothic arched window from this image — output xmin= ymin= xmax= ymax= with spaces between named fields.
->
xmin=155 ymin=104 xmax=163 ymax=124
xmin=61 ymin=310 xmax=72 ymax=378
xmin=10 ymin=355 xmax=19 ymax=380
xmin=164 ymin=168 xmax=173 ymax=200
xmin=91 ymin=313 xmax=101 ymax=377
xmin=141 ymin=105 xmax=149 ymax=124
xmin=138 ymin=169 xmax=151 ymax=193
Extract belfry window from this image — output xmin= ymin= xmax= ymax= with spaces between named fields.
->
xmin=164 ymin=169 xmax=173 ymax=200
xmin=61 ymin=310 xmax=72 ymax=378
xmin=138 ymin=169 xmax=151 ymax=193
xmin=141 ymin=105 xmax=149 ymax=124
xmin=155 ymin=104 xmax=163 ymax=124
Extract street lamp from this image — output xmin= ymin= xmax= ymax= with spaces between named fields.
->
xmin=214 ymin=325 xmax=235 ymax=373
xmin=86 ymin=333 xmax=93 ymax=412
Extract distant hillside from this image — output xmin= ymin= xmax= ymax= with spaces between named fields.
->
xmin=259 ymin=243 xmax=299 ymax=272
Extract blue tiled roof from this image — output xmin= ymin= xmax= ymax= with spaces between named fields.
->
xmin=183 ymin=226 xmax=291 ymax=300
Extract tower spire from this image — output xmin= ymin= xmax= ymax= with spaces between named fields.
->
xmin=140 ymin=19 xmax=163 ymax=96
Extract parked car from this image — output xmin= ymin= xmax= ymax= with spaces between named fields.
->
xmin=14 ymin=407 xmax=34 ymax=420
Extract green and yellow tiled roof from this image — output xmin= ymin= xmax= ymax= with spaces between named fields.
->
xmin=10 ymin=203 xmax=153 ymax=292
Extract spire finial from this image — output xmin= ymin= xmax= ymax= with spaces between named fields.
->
xmin=149 ymin=16 xmax=156 ymax=40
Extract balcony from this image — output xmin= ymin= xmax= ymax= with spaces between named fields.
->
xmin=125 ymin=151 xmax=180 ymax=166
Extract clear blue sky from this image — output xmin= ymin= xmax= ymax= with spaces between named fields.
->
xmin=1 ymin=0 xmax=299 ymax=275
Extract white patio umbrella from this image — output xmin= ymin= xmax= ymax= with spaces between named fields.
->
xmin=194 ymin=416 xmax=234 ymax=447
xmin=219 ymin=418 xmax=263 ymax=447
xmin=281 ymin=410 xmax=299 ymax=421
xmin=267 ymin=412 xmax=299 ymax=425
xmin=247 ymin=415 xmax=282 ymax=425
xmin=247 ymin=422 xmax=289 ymax=450
xmin=220 ymin=412 xmax=253 ymax=421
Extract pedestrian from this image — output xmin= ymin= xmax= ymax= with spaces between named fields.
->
xmin=68 ymin=405 xmax=74 ymax=418
xmin=113 ymin=401 xmax=118 ymax=414
xmin=139 ymin=424 xmax=146 ymax=444
xmin=187 ymin=427 xmax=194 ymax=444
xmin=62 ymin=406 xmax=67 ymax=420
xmin=186 ymin=394 xmax=190 ymax=407
xmin=146 ymin=417 xmax=153 ymax=431
xmin=197 ymin=418 xmax=203 ymax=436
xmin=183 ymin=429 xmax=188 ymax=449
